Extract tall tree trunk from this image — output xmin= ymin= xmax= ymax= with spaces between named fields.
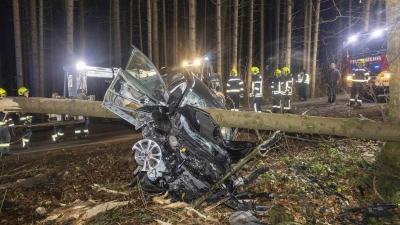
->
xmin=377 ymin=0 xmax=400 ymax=200
xmin=109 ymin=0 xmax=113 ymax=66
xmin=152 ymin=0 xmax=159 ymax=68
xmin=310 ymin=0 xmax=320 ymax=100
xmin=39 ymin=0 xmax=44 ymax=97
xmin=303 ymin=0 xmax=308 ymax=69
xmin=23 ymin=0 xmax=31 ymax=86
xmin=260 ymin=0 xmax=264 ymax=78
xmin=147 ymin=0 xmax=152 ymax=61
xmin=163 ymin=0 xmax=167 ymax=66
xmin=66 ymin=0 xmax=74 ymax=66
xmin=217 ymin=0 xmax=222 ymax=77
xmin=114 ymin=0 xmax=121 ymax=66
xmin=31 ymin=0 xmax=39 ymax=97
xmin=377 ymin=0 xmax=382 ymax=28
xmin=306 ymin=0 xmax=312 ymax=73
xmin=79 ymin=0 xmax=85 ymax=58
xmin=247 ymin=0 xmax=254 ymax=94
xmin=274 ymin=0 xmax=280 ymax=69
xmin=233 ymin=0 xmax=238 ymax=70
xmin=13 ymin=0 xmax=24 ymax=89
xmin=173 ymin=0 xmax=178 ymax=64
xmin=337 ymin=0 xmax=343 ymax=87
xmin=204 ymin=0 xmax=207 ymax=56
xmin=285 ymin=0 xmax=292 ymax=68
xmin=189 ymin=0 xmax=196 ymax=57
xmin=138 ymin=0 xmax=143 ymax=51
xmin=238 ymin=4 xmax=243 ymax=72
xmin=364 ymin=0 xmax=371 ymax=32
xmin=130 ymin=0 xmax=133 ymax=46
xmin=348 ymin=0 xmax=352 ymax=35
xmin=51 ymin=9 xmax=55 ymax=92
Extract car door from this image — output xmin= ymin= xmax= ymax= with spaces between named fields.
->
xmin=102 ymin=46 xmax=169 ymax=129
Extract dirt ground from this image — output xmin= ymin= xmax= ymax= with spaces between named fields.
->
xmin=0 ymin=105 xmax=399 ymax=225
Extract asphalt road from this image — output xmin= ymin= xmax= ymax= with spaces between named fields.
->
xmin=9 ymin=121 xmax=142 ymax=155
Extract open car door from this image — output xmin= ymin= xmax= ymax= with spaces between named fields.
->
xmin=102 ymin=46 xmax=169 ymax=129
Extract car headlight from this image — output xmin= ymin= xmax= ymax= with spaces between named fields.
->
xmin=347 ymin=75 xmax=353 ymax=81
xmin=220 ymin=127 xmax=232 ymax=140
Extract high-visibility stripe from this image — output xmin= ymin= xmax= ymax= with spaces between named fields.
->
xmin=22 ymin=139 xmax=29 ymax=142
xmin=58 ymin=132 xmax=64 ymax=136
xmin=0 ymin=122 xmax=4 ymax=125
xmin=239 ymin=82 xmax=244 ymax=85
xmin=350 ymin=99 xmax=355 ymax=101
xmin=240 ymin=88 xmax=244 ymax=91
xmin=357 ymin=99 xmax=362 ymax=103
xmin=83 ymin=129 xmax=89 ymax=133
xmin=3 ymin=143 xmax=10 ymax=147
xmin=75 ymin=130 xmax=81 ymax=134
xmin=228 ymin=78 xmax=241 ymax=81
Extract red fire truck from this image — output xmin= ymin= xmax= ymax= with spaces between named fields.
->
xmin=345 ymin=29 xmax=390 ymax=101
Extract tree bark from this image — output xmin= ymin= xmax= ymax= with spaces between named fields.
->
xmin=173 ymin=0 xmax=178 ymax=64
xmin=306 ymin=0 xmax=312 ymax=73
xmin=147 ymin=0 xmax=152 ymax=61
xmin=79 ymin=0 xmax=85 ymax=58
xmin=152 ymin=0 xmax=159 ymax=68
xmin=217 ymin=0 xmax=222 ymax=77
xmin=109 ymin=0 xmax=113 ymax=66
xmin=303 ymin=0 xmax=308 ymax=70
xmin=247 ymin=0 xmax=254 ymax=94
xmin=285 ymin=0 xmax=292 ymax=68
xmin=163 ymin=0 xmax=167 ymax=66
xmin=130 ymin=0 xmax=133 ymax=46
xmin=189 ymin=0 xmax=196 ymax=57
xmin=377 ymin=0 xmax=382 ymax=28
xmin=66 ymin=0 xmax=74 ymax=66
xmin=310 ymin=0 xmax=320 ymax=100
xmin=364 ymin=0 xmax=371 ymax=32
xmin=13 ymin=0 xmax=24 ymax=89
xmin=1 ymin=97 xmax=400 ymax=142
xmin=138 ymin=0 xmax=143 ymax=51
xmin=31 ymin=0 xmax=39 ymax=97
xmin=260 ymin=0 xmax=264 ymax=78
xmin=39 ymin=0 xmax=44 ymax=97
xmin=377 ymin=0 xmax=400 ymax=199
xmin=232 ymin=0 xmax=238 ymax=70
xmin=114 ymin=0 xmax=121 ymax=66
xmin=275 ymin=0 xmax=280 ymax=69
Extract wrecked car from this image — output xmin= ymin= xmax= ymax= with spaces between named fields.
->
xmin=102 ymin=46 xmax=272 ymax=202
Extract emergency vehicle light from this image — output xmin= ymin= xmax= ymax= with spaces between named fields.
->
xmin=348 ymin=35 xmax=357 ymax=43
xmin=76 ymin=61 xmax=86 ymax=71
xmin=347 ymin=75 xmax=353 ymax=81
xmin=372 ymin=29 xmax=383 ymax=37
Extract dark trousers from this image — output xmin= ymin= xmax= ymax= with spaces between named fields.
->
xmin=327 ymin=83 xmax=338 ymax=103
xmin=251 ymin=97 xmax=262 ymax=112
xmin=302 ymin=84 xmax=309 ymax=101
xmin=350 ymin=83 xmax=364 ymax=106
xmin=22 ymin=128 xmax=32 ymax=146
xmin=75 ymin=117 xmax=89 ymax=138
xmin=272 ymin=94 xmax=281 ymax=113
xmin=228 ymin=94 xmax=240 ymax=110
xmin=0 ymin=127 xmax=11 ymax=154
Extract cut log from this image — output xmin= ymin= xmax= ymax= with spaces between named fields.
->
xmin=1 ymin=97 xmax=400 ymax=142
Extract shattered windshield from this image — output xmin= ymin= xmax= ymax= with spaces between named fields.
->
xmin=124 ymin=47 xmax=168 ymax=103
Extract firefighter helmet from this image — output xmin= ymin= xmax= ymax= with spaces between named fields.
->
xmin=274 ymin=69 xmax=281 ymax=76
xmin=18 ymin=87 xmax=29 ymax=96
xmin=250 ymin=66 xmax=260 ymax=74
xmin=231 ymin=69 xmax=237 ymax=75
xmin=0 ymin=88 xmax=6 ymax=97
xmin=356 ymin=59 xmax=365 ymax=67
xmin=282 ymin=67 xmax=290 ymax=74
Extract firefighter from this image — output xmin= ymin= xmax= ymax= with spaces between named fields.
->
xmin=18 ymin=87 xmax=33 ymax=149
xmin=0 ymin=88 xmax=14 ymax=157
xmin=249 ymin=66 xmax=263 ymax=113
xmin=74 ymin=116 xmax=89 ymax=139
xmin=226 ymin=69 xmax=244 ymax=111
xmin=49 ymin=92 xmax=65 ymax=143
xmin=271 ymin=69 xmax=283 ymax=113
xmin=349 ymin=59 xmax=369 ymax=107
xmin=297 ymin=69 xmax=310 ymax=101
xmin=281 ymin=67 xmax=293 ymax=112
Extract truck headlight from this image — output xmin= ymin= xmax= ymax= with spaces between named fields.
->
xmin=347 ymin=75 xmax=353 ymax=81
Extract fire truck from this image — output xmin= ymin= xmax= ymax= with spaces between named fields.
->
xmin=345 ymin=29 xmax=390 ymax=101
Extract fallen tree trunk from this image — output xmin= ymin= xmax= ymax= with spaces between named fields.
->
xmin=1 ymin=97 xmax=400 ymax=142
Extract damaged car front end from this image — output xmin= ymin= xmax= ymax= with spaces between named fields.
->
xmin=102 ymin=46 xmax=272 ymax=202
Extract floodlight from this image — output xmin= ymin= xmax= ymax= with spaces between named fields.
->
xmin=76 ymin=61 xmax=86 ymax=71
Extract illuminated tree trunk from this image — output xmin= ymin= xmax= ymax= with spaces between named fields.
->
xmin=152 ymin=0 xmax=159 ymax=68
xmin=114 ymin=0 xmax=121 ymax=66
xmin=138 ymin=0 xmax=143 ymax=51
xmin=233 ymin=0 xmax=238 ymax=69
xmin=285 ymin=0 xmax=292 ymax=68
xmin=13 ymin=0 xmax=24 ymax=89
xmin=147 ymin=0 xmax=152 ymax=61
xmin=109 ymin=0 xmax=113 ymax=66
xmin=173 ymin=0 xmax=178 ymax=64
xmin=303 ymin=0 xmax=308 ymax=69
xmin=66 ymin=0 xmax=74 ymax=66
xmin=377 ymin=0 xmax=382 ymax=28
xmin=39 ymin=0 xmax=44 ymax=97
xmin=310 ymin=0 xmax=320 ymax=100
xmin=79 ymin=0 xmax=85 ymax=57
xmin=363 ymin=0 xmax=371 ymax=32
xmin=247 ymin=0 xmax=254 ymax=94
xmin=274 ymin=0 xmax=280 ymax=69
xmin=189 ymin=0 xmax=196 ymax=57
xmin=260 ymin=0 xmax=264 ymax=78
xmin=130 ymin=0 xmax=133 ymax=46
xmin=306 ymin=0 xmax=312 ymax=73
xmin=377 ymin=0 xmax=400 ymax=201
xmin=31 ymin=0 xmax=39 ymax=96
xmin=163 ymin=0 xmax=167 ymax=66
xmin=217 ymin=0 xmax=222 ymax=77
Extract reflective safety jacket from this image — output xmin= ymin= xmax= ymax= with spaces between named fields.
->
xmin=19 ymin=114 xmax=33 ymax=125
xmin=0 ymin=112 xmax=15 ymax=127
xmin=271 ymin=76 xmax=283 ymax=95
xmin=48 ymin=114 xmax=63 ymax=122
xmin=283 ymin=74 xmax=294 ymax=95
xmin=352 ymin=67 xmax=370 ymax=82
xmin=226 ymin=76 xmax=244 ymax=95
xmin=250 ymin=74 xmax=263 ymax=98
xmin=297 ymin=73 xmax=310 ymax=85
